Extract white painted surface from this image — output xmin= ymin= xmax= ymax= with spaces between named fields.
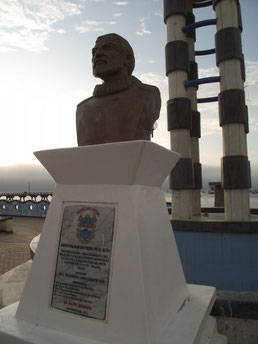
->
xmin=15 ymin=184 xmax=188 ymax=344
xmin=191 ymin=137 xmax=199 ymax=163
xmin=171 ymin=190 xmax=193 ymax=220
xmin=215 ymin=0 xmax=239 ymax=31
xmin=0 ymin=141 xmax=226 ymax=343
xmin=187 ymin=87 xmax=197 ymax=110
xmin=166 ymin=15 xmax=186 ymax=42
xmin=166 ymin=11 xmax=193 ymax=220
xmin=187 ymin=37 xmax=195 ymax=62
xmin=191 ymin=135 xmax=201 ymax=215
xmin=224 ymin=188 xmax=250 ymax=221
xmin=30 ymin=234 xmax=40 ymax=255
xmin=215 ymin=0 xmax=250 ymax=220
xmin=170 ymin=129 xmax=191 ymax=158
xmin=34 ymin=141 xmax=180 ymax=187
xmin=222 ymin=123 xmax=247 ymax=156
xmin=0 ymin=286 xmax=226 ymax=344
xmin=1 ymin=142 xmax=186 ymax=344
xmin=192 ymin=189 xmax=201 ymax=216
xmin=219 ymin=60 xmax=243 ymax=91
xmin=170 ymin=130 xmax=193 ymax=219
xmin=187 ymin=23 xmax=201 ymax=215
xmin=168 ymin=71 xmax=188 ymax=98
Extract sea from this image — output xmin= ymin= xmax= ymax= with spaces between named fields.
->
xmin=164 ymin=191 xmax=258 ymax=209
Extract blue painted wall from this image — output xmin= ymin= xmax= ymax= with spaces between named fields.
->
xmin=174 ymin=230 xmax=258 ymax=291
xmin=1 ymin=197 xmax=257 ymax=291
xmin=0 ymin=200 xmax=49 ymax=218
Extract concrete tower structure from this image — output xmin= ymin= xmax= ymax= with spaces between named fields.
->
xmin=164 ymin=0 xmax=250 ymax=221
xmin=164 ymin=0 xmax=194 ymax=220
xmin=214 ymin=0 xmax=250 ymax=220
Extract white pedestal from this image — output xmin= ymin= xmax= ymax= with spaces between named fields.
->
xmin=0 ymin=141 xmax=226 ymax=344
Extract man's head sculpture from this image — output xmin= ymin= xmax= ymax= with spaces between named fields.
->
xmin=76 ymin=33 xmax=161 ymax=146
xmin=92 ymin=33 xmax=135 ymax=80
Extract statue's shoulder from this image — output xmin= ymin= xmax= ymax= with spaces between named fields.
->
xmin=133 ymin=77 xmax=160 ymax=96
xmin=132 ymin=77 xmax=161 ymax=118
xmin=77 ymin=96 xmax=94 ymax=108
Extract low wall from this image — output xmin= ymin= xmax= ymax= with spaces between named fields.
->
xmin=0 ymin=200 xmax=49 ymax=218
xmin=172 ymin=218 xmax=258 ymax=291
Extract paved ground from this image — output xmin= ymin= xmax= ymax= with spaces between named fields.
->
xmin=0 ymin=217 xmax=44 ymax=275
xmin=0 ymin=217 xmax=44 ymax=309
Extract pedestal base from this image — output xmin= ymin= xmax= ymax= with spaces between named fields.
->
xmin=0 ymin=285 xmax=226 ymax=344
xmin=0 ymin=142 xmax=227 ymax=344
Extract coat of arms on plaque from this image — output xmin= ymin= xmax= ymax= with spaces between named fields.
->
xmin=77 ymin=207 xmax=99 ymax=242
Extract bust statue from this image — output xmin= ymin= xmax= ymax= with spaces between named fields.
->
xmin=76 ymin=33 xmax=161 ymax=146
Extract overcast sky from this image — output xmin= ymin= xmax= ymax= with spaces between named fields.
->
xmin=0 ymin=0 xmax=257 ymax=180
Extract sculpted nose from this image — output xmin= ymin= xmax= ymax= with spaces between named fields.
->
xmin=92 ymin=48 xmax=105 ymax=63
xmin=96 ymin=51 xmax=104 ymax=58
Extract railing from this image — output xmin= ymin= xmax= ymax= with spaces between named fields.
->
xmin=0 ymin=193 xmax=52 ymax=218
xmin=0 ymin=192 xmax=52 ymax=201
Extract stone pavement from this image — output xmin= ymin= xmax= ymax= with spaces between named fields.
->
xmin=0 ymin=217 xmax=44 ymax=275
xmin=0 ymin=217 xmax=44 ymax=309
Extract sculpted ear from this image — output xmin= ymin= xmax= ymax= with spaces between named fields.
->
xmin=125 ymin=53 xmax=132 ymax=65
xmin=124 ymin=52 xmax=134 ymax=75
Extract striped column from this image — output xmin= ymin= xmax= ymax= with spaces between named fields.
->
xmin=213 ymin=0 xmax=250 ymax=220
xmin=186 ymin=1 xmax=202 ymax=215
xmin=164 ymin=0 xmax=193 ymax=219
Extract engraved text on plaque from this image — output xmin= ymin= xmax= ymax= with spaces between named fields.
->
xmin=52 ymin=204 xmax=115 ymax=320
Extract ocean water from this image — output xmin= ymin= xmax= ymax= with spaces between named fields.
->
xmin=164 ymin=191 xmax=258 ymax=209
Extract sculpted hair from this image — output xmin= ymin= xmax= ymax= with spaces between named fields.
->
xmin=96 ymin=33 xmax=135 ymax=75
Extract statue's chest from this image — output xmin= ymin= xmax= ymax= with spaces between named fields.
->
xmin=76 ymin=88 xmax=151 ymax=145
xmin=85 ymin=93 xmax=146 ymax=122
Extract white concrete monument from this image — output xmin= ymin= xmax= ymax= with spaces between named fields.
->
xmin=0 ymin=141 xmax=226 ymax=344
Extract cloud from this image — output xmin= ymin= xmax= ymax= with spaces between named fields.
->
xmin=136 ymin=60 xmax=258 ymax=140
xmin=246 ymin=60 xmax=258 ymax=86
xmin=135 ymin=62 xmax=258 ymax=171
xmin=75 ymin=20 xmax=117 ymax=34
xmin=154 ymin=11 xmax=162 ymax=17
xmin=198 ymin=66 xmax=219 ymax=79
xmin=136 ymin=72 xmax=167 ymax=108
xmin=135 ymin=69 xmax=220 ymax=140
xmin=135 ymin=72 xmax=169 ymax=148
xmin=114 ymin=1 xmax=128 ymax=5
xmin=249 ymin=112 xmax=258 ymax=132
xmin=74 ymin=26 xmax=104 ymax=34
xmin=246 ymin=85 xmax=258 ymax=107
xmin=0 ymin=0 xmax=83 ymax=52
xmin=114 ymin=12 xmax=123 ymax=17
xmin=0 ymin=164 xmax=55 ymax=192
xmin=0 ymin=29 xmax=49 ymax=52
xmin=198 ymin=62 xmax=258 ymax=134
xmin=85 ymin=20 xmax=116 ymax=26
xmin=192 ymin=66 xmax=220 ymax=136
xmin=0 ymin=46 xmax=16 ymax=52
xmin=136 ymin=17 xmax=151 ymax=36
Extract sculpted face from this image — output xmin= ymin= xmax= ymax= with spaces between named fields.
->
xmin=92 ymin=36 xmax=129 ymax=81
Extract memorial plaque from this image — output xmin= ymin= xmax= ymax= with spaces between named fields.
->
xmin=51 ymin=203 xmax=116 ymax=320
